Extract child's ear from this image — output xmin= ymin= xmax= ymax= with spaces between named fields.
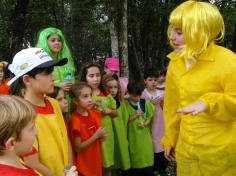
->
xmin=22 ymin=75 xmax=31 ymax=86
xmin=4 ymin=137 xmax=16 ymax=151
xmin=72 ymin=97 xmax=78 ymax=106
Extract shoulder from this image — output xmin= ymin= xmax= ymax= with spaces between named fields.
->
xmin=202 ymin=44 xmax=236 ymax=63
xmin=213 ymin=44 xmax=236 ymax=60
xmin=210 ymin=44 xmax=236 ymax=71
xmin=89 ymin=109 xmax=102 ymax=117
xmin=47 ymin=97 xmax=58 ymax=105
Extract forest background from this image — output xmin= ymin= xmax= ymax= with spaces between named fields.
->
xmin=0 ymin=0 xmax=235 ymax=80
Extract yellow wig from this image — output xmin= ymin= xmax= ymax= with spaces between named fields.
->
xmin=168 ymin=0 xmax=225 ymax=61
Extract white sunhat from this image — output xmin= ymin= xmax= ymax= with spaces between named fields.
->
xmin=7 ymin=47 xmax=68 ymax=85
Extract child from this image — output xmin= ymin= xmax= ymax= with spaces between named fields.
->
xmin=156 ymin=68 xmax=166 ymax=91
xmin=0 ymin=95 xmax=38 ymax=175
xmin=162 ymin=1 xmax=236 ymax=175
xmin=104 ymin=57 xmax=128 ymax=97
xmin=141 ymin=69 xmax=167 ymax=176
xmin=103 ymin=74 xmax=130 ymax=172
xmin=0 ymin=62 xmax=9 ymax=94
xmin=36 ymin=27 xmax=75 ymax=120
xmin=8 ymin=48 xmax=74 ymax=176
xmin=70 ymin=82 xmax=106 ymax=176
xmin=124 ymin=81 xmax=154 ymax=176
xmin=36 ymin=27 xmax=75 ymax=89
xmin=79 ymin=63 xmax=117 ymax=176
xmin=47 ymin=86 xmax=69 ymax=121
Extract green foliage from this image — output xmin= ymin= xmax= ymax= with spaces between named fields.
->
xmin=0 ymin=0 xmax=235 ymax=79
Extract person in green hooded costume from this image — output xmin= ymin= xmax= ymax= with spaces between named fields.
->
xmin=36 ymin=27 xmax=76 ymax=120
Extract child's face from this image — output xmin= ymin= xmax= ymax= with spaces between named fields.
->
xmin=56 ymin=89 xmax=68 ymax=114
xmin=29 ymin=70 xmax=54 ymax=95
xmin=47 ymin=33 xmax=62 ymax=54
xmin=14 ymin=120 xmax=37 ymax=156
xmin=76 ymin=87 xmax=94 ymax=110
xmin=129 ymin=94 xmax=141 ymax=103
xmin=169 ymin=25 xmax=185 ymax=52
xmin=86 ymin=66 xmax=101 ymax=90
xmin=106 ymin=80 xmax=119 ymax=98
xmin=157 ymin=75 xmax=165 ymax=84
xmin=0 ymin=68 xmax=3 ymax=81
xmin=144 ymin=77 xmax=158 ymax=91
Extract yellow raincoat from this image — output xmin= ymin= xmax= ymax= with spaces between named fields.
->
xmin=162 ymin=43 xmax=236 ymax=176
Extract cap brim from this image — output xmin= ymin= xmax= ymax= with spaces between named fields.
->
xmin=109 ymin=68 xmax=120 ymax=72
xmin=37 ymin=58 xmax=68 ymax=68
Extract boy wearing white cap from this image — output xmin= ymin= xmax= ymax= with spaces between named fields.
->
xmin=8 ymin=48 xmax=75 ymax=176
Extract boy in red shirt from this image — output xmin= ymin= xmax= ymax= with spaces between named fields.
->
xmin=0 ymin=95 xmax=39 ymax=176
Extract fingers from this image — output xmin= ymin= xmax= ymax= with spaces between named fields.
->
xmin=176 ymin=108 xmax=199 ymax=116
xmin=164 ymin=148 xmax=175 ymax=161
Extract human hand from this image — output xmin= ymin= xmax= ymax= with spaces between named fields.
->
xmin=164 ymin=147 xmax=175 ymax=161
xmin=102 ymin=108 xmax=113 ymax=115
xmin=150 ymin=97 xmax=161 ymax=105
xmin=95 ymin=127 xmax=106 ymax=139
xmin=175 ymin=100 xmax=207 ymax=116
xmin=64 ymin=165 xmax=78 ymax=176
xmin=138 ymin=122 xmax=145 ymax=129
xmin=60 ymin=82 xmax=73 ymax=91
xmin=95 ymin=100 xmax=102 ymax=107
xmin=136 ymin=109 xmax=144 ymax=116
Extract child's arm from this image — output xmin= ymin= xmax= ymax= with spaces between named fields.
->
xmin=139 ymin=119 xmax=151 ymax=128
xmin=74 ymin=127 xmax=106 ymax=152
xmin=128 ymin=109 xmax=143 ymax=122
xmin=102 ymin=108 xmax=117 ymax=117
xmin=24 ymin=153 xmax=55 ymax=176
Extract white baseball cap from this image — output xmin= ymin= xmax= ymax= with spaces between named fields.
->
xmin=8 ymin=48 xmax=67 ymax=85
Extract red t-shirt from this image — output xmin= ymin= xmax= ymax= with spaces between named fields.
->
xmin=70 ymin=109 xmax=102 ymax=176
xmin=0 ymin=164 xmax=39 ymax=176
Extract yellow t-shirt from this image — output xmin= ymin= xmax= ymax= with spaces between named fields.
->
xmin=33 ymin=97 xmax=69 ymax=176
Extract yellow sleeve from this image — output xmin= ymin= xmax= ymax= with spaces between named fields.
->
xmin=199 ymin=53 xmax=236 ymax=122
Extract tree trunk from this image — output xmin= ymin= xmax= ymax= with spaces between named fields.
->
xmin=119 ymin=0 xmax=128 ymax=77
xmin=10 ymin=0 xmax=29 ymax=59
xmin=109 ymin=20 xmax=119 ymax=58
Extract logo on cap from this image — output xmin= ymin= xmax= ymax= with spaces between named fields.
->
xmin=20 ymin=63 xmax=29 ymax=70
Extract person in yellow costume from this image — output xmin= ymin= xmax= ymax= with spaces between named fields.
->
xmin=161 ymin=1 xmax=236 ymax=176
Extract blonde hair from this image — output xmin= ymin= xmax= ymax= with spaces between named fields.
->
xmin=168 ymin=0 xmax=225 ymax=60
xmin=0 ymin=95 xmax=36 ymax=155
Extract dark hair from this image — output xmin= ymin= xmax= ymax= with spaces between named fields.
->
xmin=70 ymin=82 xmax=92 ymax=98
xmin=127 ymin=80 xmax=144 ymax=96
xmin=47 ymin=86 xmax=62 ymax=98
xmin=10 ymin=67 xmax=54 ymax=96
xmin=78 ymin=62 xmax=107 ymax=95
xmin=158 ymin=67 xmax=167 ymax=77
xmin=144 ymin=68 xmax=159 ymax=79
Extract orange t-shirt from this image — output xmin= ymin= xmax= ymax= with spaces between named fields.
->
xmin=70 ymin=110 xmax=102 ymax=176
xmin=0 ymin=80 xmax=9 ymax=94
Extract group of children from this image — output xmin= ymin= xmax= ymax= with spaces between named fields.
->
xmin=0 ymin=49 xmax=168 ymax=176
